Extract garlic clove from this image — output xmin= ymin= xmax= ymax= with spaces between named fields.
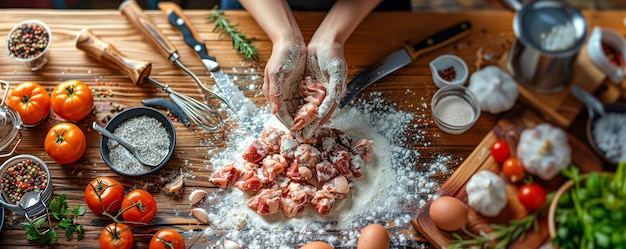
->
xmin=164 ymin=169 xmax=184 ymax=193
xmin=222 ymin=238 xmax=242 ymax=249
xmin=189 ymin=189 xmax=208 ymax=206
xmin=191 ymin=208 xmax=210 ymax=224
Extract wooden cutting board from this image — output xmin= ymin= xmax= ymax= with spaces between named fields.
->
xmin=410 ymin=105 xmax=605 ymax=248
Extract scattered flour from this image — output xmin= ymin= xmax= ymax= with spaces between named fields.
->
xmin=196 ymin=89 xmax=452 ymax=248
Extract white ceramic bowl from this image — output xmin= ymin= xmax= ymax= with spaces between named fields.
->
xmin=587 ymin=26 xmax=626 ymax=84
xmin=430 ymin=54 xmax=469 ymax=88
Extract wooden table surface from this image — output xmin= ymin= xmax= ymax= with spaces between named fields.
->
xmin=0 ymin=7 xmax=624 ymax=249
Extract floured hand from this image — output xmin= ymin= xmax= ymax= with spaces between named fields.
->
xmin=299 ymin=41 xmax=347 ymax=137
xmin=263 ymin=40 xmax=307 ymax=130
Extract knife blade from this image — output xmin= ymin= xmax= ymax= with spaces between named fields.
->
xmin=339 ymin=20 xmax=472 ymax=108
xmin=158 ymin=2 xmax=264 ymax=135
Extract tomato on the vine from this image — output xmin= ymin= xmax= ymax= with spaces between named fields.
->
xmin=85 ymin=176 xmax=125 ymax=215
xmin=518 ymin=183 xmax=546 ymax=211
xmin=44 ymin=122 xmax=86 ymax=164
xmin=502 ymin=157 xmax=526 ymax=183
xmin=121 ymin=189 xmax=157 ymax=225
xmin=491 ymin=140 xmax=510 ymax=163
xmin=6 ymin=81 xmax=50 ymax=126
xmin=149 ymin=229 xmax=185 ymax=249
xmin=50 ymin=79 xmax=94 ymax=121
xmin=100 ymin=223 xmax=134 ymax=249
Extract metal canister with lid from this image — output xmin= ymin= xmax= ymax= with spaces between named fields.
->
xmin=503 ymin=0 xmax=587 ymax=93
xmin=0 ymin=80 xmax=23 ymax=158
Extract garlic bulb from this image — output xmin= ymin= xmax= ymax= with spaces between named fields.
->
xmin=466 ymin=170 xmax=507 ymax=217
xmin=517 ymin=123 xmax=571 ymax=181
xmin=468 ymin=66 xmax=518 ymax=114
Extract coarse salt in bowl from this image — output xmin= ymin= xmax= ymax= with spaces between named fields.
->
xmin=5 ymin=19 xmax=52 ymax=71
xmin=429 ymin=54 xmax=469 ymax=88
xmin=431 ymin=85 xmax=481 ymax=134
xmin=0 ymin=154 xmax=53 ymax=217
xmin=99 ymin=106 xmax=176 ymax=177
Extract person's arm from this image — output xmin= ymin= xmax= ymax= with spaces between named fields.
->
xmin=239 ymin=0 xmax=307 ymax=130
xmin=310 ymin=0 xmax=383 ymax=46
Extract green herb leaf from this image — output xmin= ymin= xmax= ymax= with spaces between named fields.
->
xmin=21 ymin=193 xmax=86 ymax=245
xmin=207 ymin=6 xmax=259 ymax=60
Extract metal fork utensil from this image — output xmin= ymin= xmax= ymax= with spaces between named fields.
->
xmin=75 ymin=28 xmax=223 ymax=132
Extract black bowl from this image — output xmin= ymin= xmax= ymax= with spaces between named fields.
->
xmin=99 ymin=106 xmax=176 ymax=177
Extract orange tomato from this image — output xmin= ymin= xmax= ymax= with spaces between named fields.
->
xmin=100 ymin=223 xmax=134 ymax=249
xmin=50 ymin=79 xmax=94 ymax=121
xmin=44 ymin=122 xmax=86 ymax=164
xmin=502 ymin=157 xmax=526 ymax=183
xmin=121 ymin=189 xmax=157 ymax=226
xmin=149 ymin=229 xmax=185 ymax=249
xmin=6 ymin=81 xmax=50 ymax=126
xmin=84 ymin=176 xmax=125 ymax=215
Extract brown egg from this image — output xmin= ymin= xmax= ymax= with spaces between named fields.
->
xmin=429 ymin=196 xmax=468 ymax=231
xmin=300 ymin=241 xmax=334 ymax=249
xmin=357 ymin=223 xmax=390 ymax=249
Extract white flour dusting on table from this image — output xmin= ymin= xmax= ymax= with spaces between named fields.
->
xmin=199 ymin=91 xmax=451 ymax=248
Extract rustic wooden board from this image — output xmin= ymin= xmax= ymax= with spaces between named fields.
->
xmin=410 ymin=105 xmax=605 ymax=248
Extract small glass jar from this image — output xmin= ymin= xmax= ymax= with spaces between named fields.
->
xmin=5 ymin=20 xmax=52 ymax=71
xmin=0 ymin=154 xmax=53 ymax=217
xmin=431 ymin=85 xmax=481 ymax=134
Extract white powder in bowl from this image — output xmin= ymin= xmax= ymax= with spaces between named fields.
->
xmin=197 ymin=93 xmax=451 ymax=248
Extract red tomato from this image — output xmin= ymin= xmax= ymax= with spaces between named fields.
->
xmin=6 ymin=81 xmax=50 ymax=126
xmin=518 ymin=183 xmax=547 ymax=211
xmin=502 ymin=158 xmax=526 ymax=183
xmin=100 ymin=223 xmax=134 ymax=249
xmin=44 ymin=122 xmax=86 ymax=164
xmin=149 ymin=229 xmax=185 ymax=249
xmin=50 ymin=79 xmax=94 ymax=121
xmin=84 ymin=176 xmax=125 ymax=215
xmin=490 ymin=140 xmax=510 ymax=163
xmin=121 ymin=189 xmax=157 ymax=225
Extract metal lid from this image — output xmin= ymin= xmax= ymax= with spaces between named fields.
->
xmin=0 ymin=80 xmax=23 ymax=153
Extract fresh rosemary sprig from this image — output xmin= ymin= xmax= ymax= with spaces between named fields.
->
xmin=21 ymin=194 xmax=86 ymax=245
xmin=207 ymin=6 xmax=259 ymax=60
xmin=448 ymin=199 xmax=551 ymax=249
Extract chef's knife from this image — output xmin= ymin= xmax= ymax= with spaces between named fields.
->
xmin=339 ymin=20 xmax=472 ymax=108
xmin=158 ymin=2 xmax=264 ymax=135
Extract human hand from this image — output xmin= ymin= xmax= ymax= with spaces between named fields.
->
xmin=262 ymin=39 xmax=307 ymax=130
xmin=299 ymin=40 xmax=347 ymax=137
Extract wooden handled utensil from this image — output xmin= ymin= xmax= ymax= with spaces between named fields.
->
xmin=75 ymin=28 xmax=224 ymax=132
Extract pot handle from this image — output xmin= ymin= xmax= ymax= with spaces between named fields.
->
xmin=500 ymin=0 xmax=523 ymax=11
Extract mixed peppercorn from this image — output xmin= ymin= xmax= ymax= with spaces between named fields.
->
xmin=438 ymin=66 xmax=457 ymax=81
xmin=1 ymin=159 xmax=48 ymax=204
xmin=7 ymin=22 xmax=49 ymax=60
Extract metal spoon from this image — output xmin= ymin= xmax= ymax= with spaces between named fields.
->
xmin=92 ymin=122 xmax=161 ymax=167
xmin=19 ymin=191 xmax=52 ymax=235
xmin=571 ymin=85 xmax=606 ymax=116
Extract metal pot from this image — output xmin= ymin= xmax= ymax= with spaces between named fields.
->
xmin=0 ymin=80 xmax=23 ymax=158
xmin=502 ymin=0 xmax=587 ymax=93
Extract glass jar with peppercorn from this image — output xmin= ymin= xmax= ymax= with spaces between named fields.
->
xmin=4 ymin=20 xmax=52 ymax=71
xmin=0 ymin=154 xmax=53 ymax=217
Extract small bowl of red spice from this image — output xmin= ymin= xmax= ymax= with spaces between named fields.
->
xmin=5 ymin=19 xmax=51 ymax=71
xmin=429 ymin=54 xmax=469 ymax=88
xmin=0 ymin=154 xmax=53 ymax=217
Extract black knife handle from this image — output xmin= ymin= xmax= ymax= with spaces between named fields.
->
xmin=409 ymin=20 xmax=472 ymax=59
xmin=159 ymin=2 xmax=217 ymax=62
xmin=141 ymin=98 xmax=191 ymax=127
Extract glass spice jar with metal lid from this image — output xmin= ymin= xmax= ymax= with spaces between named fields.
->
xmin=0 ymin=80 xmax=24 ymax=158
xmin=0 ymin=154 xmax=53 ymax=217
